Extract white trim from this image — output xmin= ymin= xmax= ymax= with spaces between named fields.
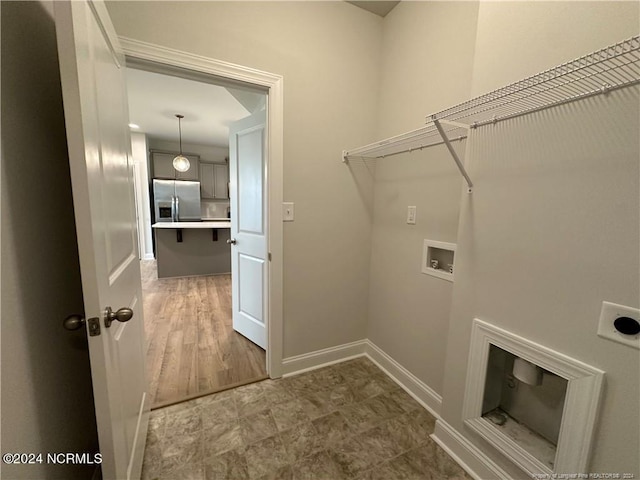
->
xmin=126 ymin=392 xmax=149 ymax=480
xmin=143 ymin=253 xmax=155 ymax=261
xmin=118 ymin=38 xmax=282 ymax=88
xmin=365 ymin=340 xmax=442 ymax=418
xmin=280 ymin=339 xmax=442 ymax=419
xmin=432 ymin=419 xmax=511 ymax=480
xmin=130 ymin=132 xmax=153 ymax=262
xmin=462 ymin=319 xmax=604 ymax=476
xmin=117 ymin=37 xmax=284 ymax=378
xmin=281 ymin=340 xmax=367 ymax=376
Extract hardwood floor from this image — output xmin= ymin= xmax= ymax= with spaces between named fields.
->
xmin=141 ymin=260 xmax=267 ymax=408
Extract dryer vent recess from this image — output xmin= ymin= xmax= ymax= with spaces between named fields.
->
xmin=597 ymin=301 xmax=640 ymax=350
xmin=613 ymin=317 xmax=640 ymax=336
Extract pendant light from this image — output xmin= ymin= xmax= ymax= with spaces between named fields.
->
xmin=172 ymin=114 xmax=190 ymax=173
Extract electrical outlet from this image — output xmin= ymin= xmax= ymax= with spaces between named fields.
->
xmin=407 ymin=206 xmax=417 ymax=225
xmin=597 ymin=301 xmax=640 ymax=350
xmin=283 ymin=202 xmax=294 ymax=222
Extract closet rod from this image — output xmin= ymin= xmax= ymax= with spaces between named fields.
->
xmin=435 ymin=35 xmax=639 ymax=126
xmin=342 ymin=35 xmax=639 ymax=192
xmin=341 ymin=134 xmax=467 ymax=163
xmin=461 ymin=76 xmax=637 ymax=129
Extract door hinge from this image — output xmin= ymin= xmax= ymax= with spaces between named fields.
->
xmin=268 ymin=252 xmax=272 ymax=261
xmin=87 ymin=317 xmax=101 ymax=336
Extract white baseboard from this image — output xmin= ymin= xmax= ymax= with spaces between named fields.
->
xmin=364 ymin=340 xmax=442 ymax=418
xmin=143 ymin=253 xmax=155 ymax=260
xmin=281 ymin=339 xmax=442 ymax=418
xmin=432 ymin=419 xmax=511 ymax=480
xmin=281 ymin=340 xmax=367 ymax=376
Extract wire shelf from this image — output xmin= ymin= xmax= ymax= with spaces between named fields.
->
xmin=343 ymin=35 xmax=640 ymax=162
xmin=342 ymin=123 xmax=468 ymax=161
xmin=433 ymin=36 xmax=640 ymax=127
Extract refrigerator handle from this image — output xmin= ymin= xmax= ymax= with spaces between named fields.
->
xmin=171 ymin=195 xmax=176 ymax=222
xmin=175 ymin=196 xmax=180 ymax=221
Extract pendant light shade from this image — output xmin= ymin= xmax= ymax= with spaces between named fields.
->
xmin=173 ymin=114 xmax=190 ymax=173
xmin=172 ymin=154 xmax=190 ymax=173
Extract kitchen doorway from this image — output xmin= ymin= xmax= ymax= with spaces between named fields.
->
xmin=140 ymin=261 xmax=266 ymax=407
xmin=124 ymin=46 xmax=282 ymax=408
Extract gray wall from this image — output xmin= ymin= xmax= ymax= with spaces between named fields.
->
xmin=441 ymin=2 xmax=640 ymax=476
xmin=106 ymin=1 xmax=383 ymax=357
xmin=366 ymin=1 xmax=479 ymax=396
xmin=1 ymin=1 xmax=99 ymax=478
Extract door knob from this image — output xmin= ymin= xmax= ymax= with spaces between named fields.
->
xmin=227 ymin=238 xmax=237 ymax=245
xmin=63 ymin=314 xmax=85 ymax=331
xmin=104 ymin=306 xmax=133 ymax=328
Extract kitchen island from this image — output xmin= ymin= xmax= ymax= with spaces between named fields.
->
xmin=152 ymin=220 xmax=232 ymax=278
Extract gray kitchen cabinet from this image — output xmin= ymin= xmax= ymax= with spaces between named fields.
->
xmin=151 ymin=151 xmax=200 ymax=181
xmin=213 ymin=164 xmax=229 ymax=199
xmin=200 ymin=162 xmax=229 ymax=199
xmin=200 ymin=163 xmax=215 ymax=198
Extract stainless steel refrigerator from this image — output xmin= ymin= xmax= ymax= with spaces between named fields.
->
xmin=153 ymin=179 xmax=201 ymax=222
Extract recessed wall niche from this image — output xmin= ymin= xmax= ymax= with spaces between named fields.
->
xmin=482 ymin=345 xmax=567 ymax=469
xmin=463 ymin=319 xmax=604 ymax=477
xmin=422 ymin=239 xmax=456 ymax=282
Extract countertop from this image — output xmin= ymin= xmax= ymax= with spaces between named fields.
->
xmin=152 ymin=221 xmax=231 ymax=229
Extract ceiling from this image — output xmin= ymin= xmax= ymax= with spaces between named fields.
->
xmin=126 ymin=69 xmax=265 ymax=147
xmin=346 ymin=1 xmax=400 ymax=17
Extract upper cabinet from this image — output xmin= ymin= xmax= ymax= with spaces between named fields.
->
xmin=200 ymin=163 xmax=215 ymax=198
xmin=151 ymin=150 xmax=200 ymax=181
xmin=200 ymin=162 xmax=229 ymax=199
xmin=213 ymin=164 xmax=229 ymax=199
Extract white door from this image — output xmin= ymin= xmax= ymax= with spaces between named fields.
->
xmin=229 ymin=110 xmax=268 ymax=349
xmin=55 ymin=2 xmax=149 ymax=479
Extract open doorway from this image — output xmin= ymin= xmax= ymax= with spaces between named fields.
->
xmin=127 ymin=66 xmax=269 ymax=408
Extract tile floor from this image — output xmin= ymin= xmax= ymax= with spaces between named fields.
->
xmin=142 ymin=357 xmax=473 ymax=480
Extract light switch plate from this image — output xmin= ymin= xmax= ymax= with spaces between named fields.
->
xmin=597 ymin=301 xmax=640 ymax=350
xmin=283 ymin=202 xmax=294 ymax=222
xmin=407 ymin=206 xmax=417 ymax=225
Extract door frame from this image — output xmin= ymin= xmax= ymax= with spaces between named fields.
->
xmin=120 ymin=37 xmax=284 ymax=378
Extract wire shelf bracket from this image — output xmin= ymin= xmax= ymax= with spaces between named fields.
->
xmin=342 ymin=35 xmax=640 ymax=194
xmin=432 ymin=118 xmax=473 ymax=193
